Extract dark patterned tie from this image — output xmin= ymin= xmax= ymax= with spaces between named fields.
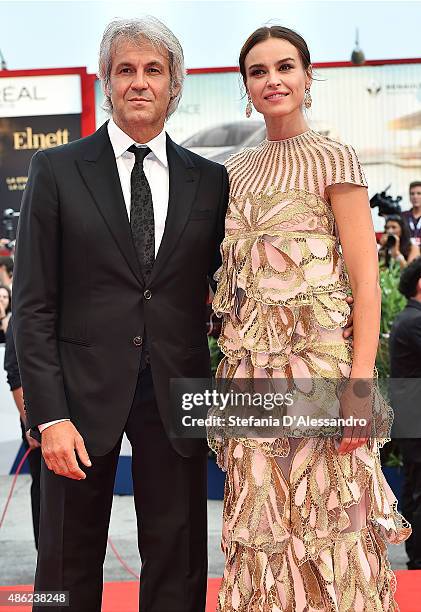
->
xmin=128 ymin=145 xmax=155 ymax=280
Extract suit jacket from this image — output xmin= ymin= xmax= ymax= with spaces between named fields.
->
xmin=389 ymin=299 xmax=421 ymax=379
xmin=4 ymin=318 xmax=21 ymax=392
xmin=12 ymin=122 xmax=229 ymax=458
xmin=389 ymin=298 xmax=421 ymax=460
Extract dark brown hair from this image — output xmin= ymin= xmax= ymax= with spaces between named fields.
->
xmin=399 ymin=256 xmax=421 ymax=298
xmin=409 ymin=181 xmax=421 ymax=191
xmin=239 ymin=26 xmax=311 ymax=87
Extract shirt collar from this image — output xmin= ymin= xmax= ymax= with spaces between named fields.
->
xmin=107 ymin=117 xmax=168 ymax=168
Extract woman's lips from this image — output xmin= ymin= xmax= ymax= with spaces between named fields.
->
xmin=265 ymin=92 xmax=290 ymax=101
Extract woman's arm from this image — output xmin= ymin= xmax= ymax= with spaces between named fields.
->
xmin=326 ymin=183 xmax=380 ymax=454
xmin=327 ymin=183 xmax=381 ymax=378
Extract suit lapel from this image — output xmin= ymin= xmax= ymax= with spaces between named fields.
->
xmin=76 ymin=123 xmax=143 ymax=286
xmin=149 ymin=136 xmax=200 ymax=284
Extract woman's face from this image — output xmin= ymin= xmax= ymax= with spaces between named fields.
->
xmin=244 ymin=37 xmax=311 ymax=121
xmin=385 ymin=221 xmax=401 ymax=237
xmin=0 ymin=288 xmax=9 ymax=311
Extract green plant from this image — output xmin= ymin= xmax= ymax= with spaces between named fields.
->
xmin=381 ymin=440 xmax=403 ymax=468
xmin=378 ymin=262 xmax=406 ymax=335
xmin=376 ymin=262 xmax=406 ymax=379
xmin=208 ymin=335 xmax=223 ymax=376
xmin=376 ymin=263 xmax=406 ymax=467
xmin=207 ymin=336 xmax=224 ymax=460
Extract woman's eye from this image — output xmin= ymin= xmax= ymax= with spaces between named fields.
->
xmin=250 ymin=69 xmax=264 ymax=76
xmin=280 ymin=64 xmax=293 ymax=71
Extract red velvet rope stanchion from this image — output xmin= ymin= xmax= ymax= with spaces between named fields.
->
xmin=0 ymin=447 xmax=32 ymax=530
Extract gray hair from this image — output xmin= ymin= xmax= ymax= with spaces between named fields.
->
xmin=98 ymin=16 xmax=185 ymax=119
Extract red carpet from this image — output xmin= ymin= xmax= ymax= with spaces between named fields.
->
xmin=1 ymin=573 xmax=420 ymax=611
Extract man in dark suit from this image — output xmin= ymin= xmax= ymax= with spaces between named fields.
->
xmin=12 ymin=17 xmax=228 ymax=612
xmin=389 ymin=256 xmax=421 ymax=569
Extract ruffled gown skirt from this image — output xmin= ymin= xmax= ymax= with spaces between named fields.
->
xmin=210 ymin=328 xmax=411 ymax=612
xmin=208 ymin=128 xmax=411 ymax=611
xmin=213 ymin=432 xmax=409 ymax=612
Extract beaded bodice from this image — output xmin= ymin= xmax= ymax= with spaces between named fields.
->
xmin=227 ymin=129 xmax=366 ymax=201
xmin=212 ymin=130 xmax=368 ymax=370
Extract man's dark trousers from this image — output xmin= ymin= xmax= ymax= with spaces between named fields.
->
xmin=390 ymin=299 xmax=421 ymax=569
xmin=400 ymin=441 xmax=421 ymax=569
xmin=34 ymin=365 xmax=207 ymax=612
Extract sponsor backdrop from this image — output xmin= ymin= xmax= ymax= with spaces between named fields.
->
xmin=0 ymin=73 xmax=82 ymax=216
xmin=0 ymin=114 xmax=81 ymax=213
xmin=96 ymin=60 xmax=421 ymax=230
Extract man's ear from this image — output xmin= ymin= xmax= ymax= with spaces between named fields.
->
xmin=170 ymin=83 xmax=181 ymax=100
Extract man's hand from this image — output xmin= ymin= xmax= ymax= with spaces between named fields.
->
xmin=25 ymin=430 xmax=40 ymax=450
xmin=342 ymin=295 xmax=354 ymax=339
xmin=41 ymin=421 xmax=92 ymax=480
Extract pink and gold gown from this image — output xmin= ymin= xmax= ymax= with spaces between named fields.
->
xmin=209 ymin=130 xmax=411 ymax=611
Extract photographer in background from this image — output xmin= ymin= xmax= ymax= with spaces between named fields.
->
xmin=389 ymin=257 xmax=421 ymax=569
xmin=378 ymin=215 xmax=419 ymax=270
xmin=402 ymin=181 xmax=421 ymax=247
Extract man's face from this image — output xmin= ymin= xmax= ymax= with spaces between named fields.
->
xmin=108 ymin=37 xmax=177 ymax=134
xmin=410 ymin=186 xmax=421 ymax=208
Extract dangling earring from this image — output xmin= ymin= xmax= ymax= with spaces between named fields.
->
xmin=245 ymin=95 xmax=253 ymax=118
xmin=304 ymin=88 xmax=312 ymax=109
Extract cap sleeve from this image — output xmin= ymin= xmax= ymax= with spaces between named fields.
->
xmin=324 ymin=142 xmax=368 ymax=191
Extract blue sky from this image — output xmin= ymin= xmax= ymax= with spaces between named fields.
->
xmin=0 ymin=1 xmax=420 ymax=73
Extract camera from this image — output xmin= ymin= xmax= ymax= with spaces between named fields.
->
xmin=386 ymin=234 xmax=397 ymax=249
xmin=2 ymin=208 xmax=19 ymax=250
xmin=370 ymin=185 xmax=402 ymax=216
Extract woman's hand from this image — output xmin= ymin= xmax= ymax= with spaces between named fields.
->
xmin=337 ymin=378 xmax=372 ymax=454
xmin=342 ymin=295 xmax=354 ymax=339
xmin=391 ymin=234 xmax=401 ymax=259
xmin=379 ymin=233 xmax=388 ymax=247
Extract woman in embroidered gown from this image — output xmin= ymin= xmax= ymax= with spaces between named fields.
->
xmin=209 ymin=26 xmax=411 ymax=611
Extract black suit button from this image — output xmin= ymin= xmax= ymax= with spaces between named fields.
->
xmin=133 ymin=336 xmax=143 ymax=347
xmin=144 ymin=289 xmax=152 ymax=300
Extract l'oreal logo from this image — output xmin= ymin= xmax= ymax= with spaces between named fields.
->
xmin=0 ymin=86 xmax=47 ymax=104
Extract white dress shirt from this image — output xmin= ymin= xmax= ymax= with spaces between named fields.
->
xmin=107 ymin=117 xmax=169 ymax=256
xmin=38 ymin=118 xmax=170 ymax=433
